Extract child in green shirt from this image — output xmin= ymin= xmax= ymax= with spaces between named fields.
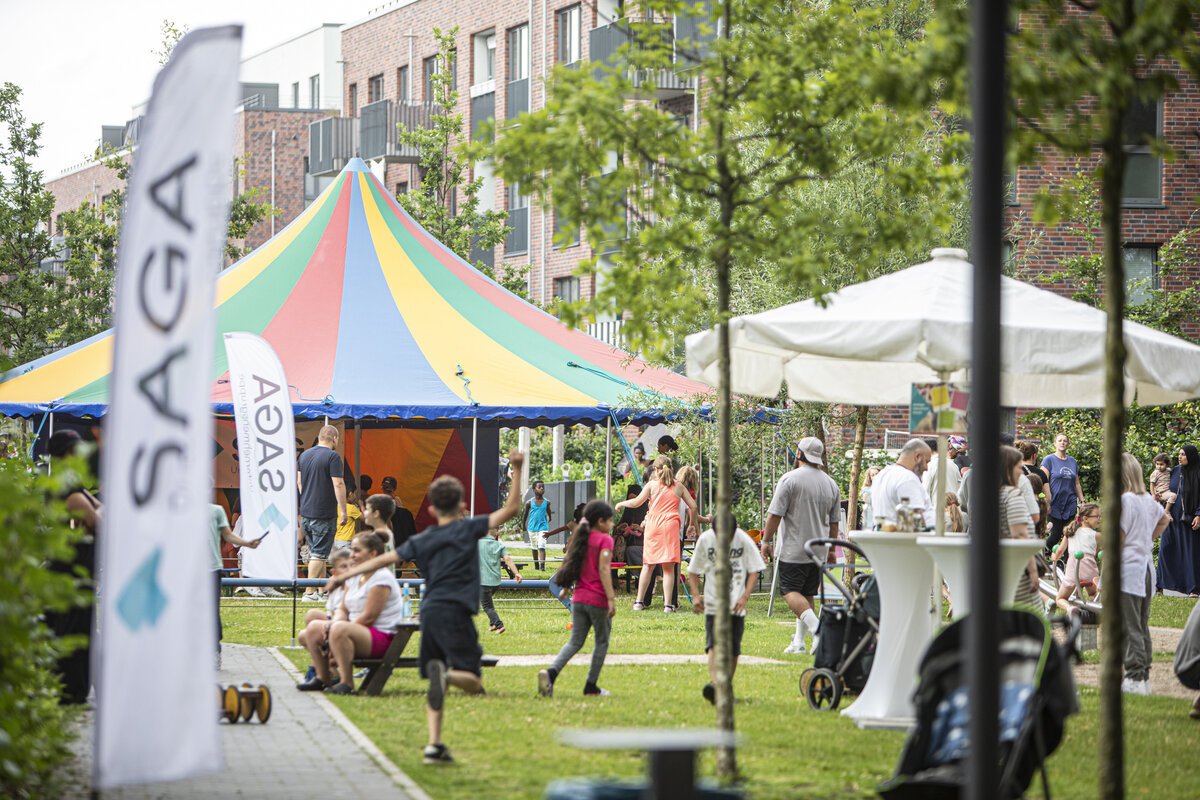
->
xmin=478 ymin=528 xmax=521 ymax=632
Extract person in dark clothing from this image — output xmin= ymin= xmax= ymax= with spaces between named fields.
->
xmin=44 ymin=429 xmax=102 ymax=705
xmin=329 ymin=449 xmax=526 ymax=765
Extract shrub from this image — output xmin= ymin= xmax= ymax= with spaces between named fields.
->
xmin=0 ymin=453 xmax=91 ymax=797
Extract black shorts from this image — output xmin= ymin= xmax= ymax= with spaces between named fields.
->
xmin=779 ymin=561 xmax=821 ymax=598
xmin=704 ymin=614 xmax=745 ymax=657
xmin=418 ymin=604 xmax=483 ymax=678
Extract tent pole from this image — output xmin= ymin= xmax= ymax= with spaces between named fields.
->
xmin=759 ymin=431 xmax=765 ymax=530
xmin=47 ymin=413 xmax=54 ymax=473
xmin=470 ymin=418 xmax=478 ymax=515
xmin=354 ymin=421 xmax=361 ymax=488
xmin=605 ymin=416 xmax=612 ymax=506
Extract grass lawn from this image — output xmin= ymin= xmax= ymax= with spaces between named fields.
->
xmin=1150 ymin=594 xmax=1198 ymax=628
xmin=224 ymin=592 xmax=1200 ymax=799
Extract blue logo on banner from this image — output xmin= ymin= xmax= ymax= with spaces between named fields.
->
xmin=117 ymin=548 xmax=168 ymax=631
xmin=258 ymin=502 xmax=288 ymax=531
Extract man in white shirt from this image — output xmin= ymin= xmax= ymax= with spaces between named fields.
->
xmin=872 ymin=438 xmax=936 ymax=529
xmin=922 ymin=437 xmax=962 ymax=499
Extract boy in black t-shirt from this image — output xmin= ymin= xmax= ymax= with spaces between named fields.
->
xmin=328 ymin=449 xmax=526 ymax=765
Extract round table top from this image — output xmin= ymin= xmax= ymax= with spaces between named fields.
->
xmin=558 ymin=727 xmax=739 ymax=751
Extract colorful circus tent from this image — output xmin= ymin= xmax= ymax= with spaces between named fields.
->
xmin=0 ymin=157 xmax=710 ymax=424
xmin=1 ymin=158 xmax=713 ymax=519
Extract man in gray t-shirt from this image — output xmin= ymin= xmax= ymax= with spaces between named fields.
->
xmin=760 ymin=437 xmax=840 ymax=655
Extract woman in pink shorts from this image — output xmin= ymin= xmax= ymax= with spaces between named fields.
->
xmin=298 ymin=531 xmax=406 ymax=694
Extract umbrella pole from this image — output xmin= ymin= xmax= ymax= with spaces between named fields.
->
xmin=470 ymin=417 xmax=478 ymax=516
xmin=605 ymin=416 xmax=612 ymax=506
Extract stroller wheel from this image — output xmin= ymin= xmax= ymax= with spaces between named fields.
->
xmin=799 ymin=667 xmax=815 ymax=697
xmin=806 ymin=668 xmax=842 ymax=711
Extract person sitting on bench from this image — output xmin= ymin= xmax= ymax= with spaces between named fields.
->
xmin=298 ymin=532 xmax=405 ymax=695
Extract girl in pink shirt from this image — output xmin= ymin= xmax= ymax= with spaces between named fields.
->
xmin=538 ymin=501 xmax=616 ymax=697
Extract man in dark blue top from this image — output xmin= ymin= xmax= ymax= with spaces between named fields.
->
xmin=297 ymin=425 xmax=347 ymax=601
xmin=328 ymin=448 xmax=526 ymax=765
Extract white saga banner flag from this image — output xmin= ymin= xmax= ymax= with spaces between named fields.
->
xmin=95 ymin=26 xmax=242 ymax=789
xmin=224 ymin=332 xmax=297 ymax=580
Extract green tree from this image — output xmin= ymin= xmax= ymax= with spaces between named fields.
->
xmin=0 ymin=83 xmax=115 ymax=363
xmin=397 ymin=27 xmax=524 ymax=298
xmin=487 ymin=0 xmax=966 ymax=776
xmin=998 ymin=3 xmax=1200 ymax=796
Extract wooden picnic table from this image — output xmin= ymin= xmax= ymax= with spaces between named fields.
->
xmin=353 ymin=619 xmax=498 ymax=696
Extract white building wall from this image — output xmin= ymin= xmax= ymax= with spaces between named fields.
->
xmin=240 ymin=23 xmax=343 ymax=110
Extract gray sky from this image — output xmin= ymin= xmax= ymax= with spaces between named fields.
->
xmin=2 ymin=0 xmax=379 ymax=178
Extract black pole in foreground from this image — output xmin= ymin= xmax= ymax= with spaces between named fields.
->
xmin=968 ymin=2 xmax=1006 ymax=800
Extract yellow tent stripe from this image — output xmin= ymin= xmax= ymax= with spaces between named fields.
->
xmin=0 ymin=336 xmax=112 ymax=402
xmin=358 ymin=175 xmax=595 ymax=407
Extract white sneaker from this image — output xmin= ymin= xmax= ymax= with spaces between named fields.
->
xmin=262 ymin=587 xmax=287 ymax=598
xmin=301 ymin=592 xmax=323 ymax=603
xmin=245 ymin=586 xmax=266 ymax=597
xmin=783 ymin=638 xmax=806 ymax=655
xmin=233 ymin=586 xmax=250 ymax=595
xmin=810 ymin=635 xmax=820 ymax=655
xmin=1133 ymin=680 xmax=1152 ymax=696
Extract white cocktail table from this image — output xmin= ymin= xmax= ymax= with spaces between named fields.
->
xmin=917 ymin=535 xmax=1045 ymax=617
xmin=842 ymin=532 xmax=937 ymax=729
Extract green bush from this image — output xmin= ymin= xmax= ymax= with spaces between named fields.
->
xmin=0 ymin=454 xmax=91 ymax=798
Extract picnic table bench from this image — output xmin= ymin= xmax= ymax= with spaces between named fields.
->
xmin=353 ymin=620 xmax=500 ymax=696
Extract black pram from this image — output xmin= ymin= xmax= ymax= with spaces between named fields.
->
xmin=878 ymin=610 xmax=1081 ymax=800
xmin=798 ymin=538 xmax=880 ymax=711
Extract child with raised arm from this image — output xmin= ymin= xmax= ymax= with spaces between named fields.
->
xmin=328 ymin=450 xmax=526 ymax=765
xmin=538 ymin=501 xmax=617 ymax=698
xmin=479 ymin=527 xmax=522 ymax=633
xmin=686 ymin=511 xmax=765 ymax=704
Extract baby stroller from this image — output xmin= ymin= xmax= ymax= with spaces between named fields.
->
xmin=798 ymin=538 xmax=880 ymax=711
xmin=878 ymin=610 xmax=1081 ymax=800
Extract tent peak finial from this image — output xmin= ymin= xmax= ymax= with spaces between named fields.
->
xmin=345 ymin=157 xmax=369 ymax=173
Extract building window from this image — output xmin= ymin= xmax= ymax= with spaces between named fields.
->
xmin=348 ymin=83 xmax=358 ymax=117
xmin=556 ymin=5 xmax=582 ymax=64
xmin=424 ymin=56 xmax=439 ymax=102
xmin=396 ymin=181 xmax=408 ymax=197
xmin=555 ymin=276 xmax=581 ymax=303
xmin=309 ymin=74 xmax=320 ymax=107
xmin=508 ymin=25 xmax=529 ymax=81
xmin=368 ymin=74 xmax=384 ymax=104
xmin=555 ymin=208 xmax=579 ymax=248
xmin=292 ymin=82 xmax=300 ymax=108
xmin=397 ymin=66 xmax=410 ymax=102
xmin=1122 ymin=94 xmax=1161 ymax=205
xmin=474 ymin=30 xmax=496 ymax=84
xmin=1124 ymin=245 xmax=1159 ymax=306
xmin=447 ymin=50 xmax=458 ymax=93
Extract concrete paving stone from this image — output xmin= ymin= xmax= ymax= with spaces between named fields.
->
xmin=63 ymin=643 xmax=421 ymax=799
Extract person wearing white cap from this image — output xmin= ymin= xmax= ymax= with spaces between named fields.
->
xmin=759 ymin=436 xmax=840 ymax=655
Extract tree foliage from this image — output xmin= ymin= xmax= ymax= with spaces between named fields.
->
xmin=397 ymin=27 xmax=525 ymax=299
xmin=0 ymin=451 xmax=92 ymax=798
xmin=0 ymin=83 xmax=115 ymax=364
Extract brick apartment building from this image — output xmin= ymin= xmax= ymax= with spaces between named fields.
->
xmin=44 ymin=24 xmax=344 ymax=270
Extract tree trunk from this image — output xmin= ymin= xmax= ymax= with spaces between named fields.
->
xmin=1097 ymin=104 xmax=1129 ymax=800
xmin=712 ymin=0 xmax=737 ymax=779
xmin=846 ymin=405 xmax=869 ymax=531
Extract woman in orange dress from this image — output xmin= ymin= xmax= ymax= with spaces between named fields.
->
xmin=616 ymin=456 xmax=703 ymax=612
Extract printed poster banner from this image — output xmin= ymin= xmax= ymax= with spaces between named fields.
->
xmin=95 ymin=26 xmax=242 ymax=789
xmin=909 ymin=382 xmax=970 ymax=435
xmin=224 ymin=333 xmax=297 ymax=581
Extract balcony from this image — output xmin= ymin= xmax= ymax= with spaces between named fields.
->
xmin=506 ymin=78 xmax=529 ymax=120
xmin=308 ymin=116 xmax=358 ymax=177
xmin=359 ymin=100 xmax=438 ymax=164
xmin=587 ymin=319 xmax=625 ymax=349
xmin=471 ymin=92 xmax=495 ymax=142
xmin=588 ymin=20 xmax=695 ymax=99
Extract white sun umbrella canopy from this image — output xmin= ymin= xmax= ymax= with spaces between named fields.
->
xmin=686 ymin=248 xmax=1200 ymax=408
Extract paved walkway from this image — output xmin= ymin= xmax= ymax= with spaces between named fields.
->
xmin=65 ymin=643 xmax=426 ymax=799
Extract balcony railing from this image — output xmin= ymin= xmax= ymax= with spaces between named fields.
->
xmin=359 ymin=100 xmax=438 ymax=164
xmin=308 ymin=116 xmax=358 ymax=177
xmin=471 ymin=92 xmax=495 ymax=142
xmin=589 ymin=19 xmax=699 ymax=98
xmin=505 ymin=206 xmax=529 ymax=254
xmin=506 ymin=78 xmax=529 ymax=120
xmin=586 ymin=319 xmax=625 ymax=349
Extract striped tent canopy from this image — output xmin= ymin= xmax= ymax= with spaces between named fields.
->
xmin=0 ymin=159 xmax=712 ymax=425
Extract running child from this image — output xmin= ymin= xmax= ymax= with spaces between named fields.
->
xmin=538 ymin=500 xmax=617 ymax=698
xmin=480 ymin=528 xmax=522 ymax=633
xmin=328 ymin=449 xmax=527 ymax=765
xmin=685 ymin=510 xmax=765 ymax=704
xmin=1051 ymin=502 xmax=1101 ymax=614
xmin=522 ymin=480 xmax=553 ymax=571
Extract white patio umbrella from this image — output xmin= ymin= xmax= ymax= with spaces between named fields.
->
xmin=686 ymin=248 xmax=1200 ymax=409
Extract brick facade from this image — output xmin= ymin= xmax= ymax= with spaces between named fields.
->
xmin=44 ymin=156 xmax=129 ymax=236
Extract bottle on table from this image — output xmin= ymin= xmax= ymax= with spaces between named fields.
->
xmin=401 ymin=581 xmax=413 ymax=619
xmin=894 ymin=497 xmax=913 ymax=532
